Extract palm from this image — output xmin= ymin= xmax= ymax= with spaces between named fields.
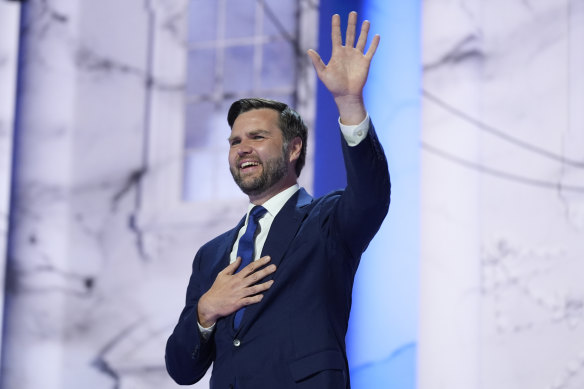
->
xmin=308 ymin=12 xmax=380 ymax=100
xmin=319 ymin=46 xmax=373 ymax=98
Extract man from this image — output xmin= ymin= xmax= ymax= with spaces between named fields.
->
xmin=166 ymin=12 xmax=390 ymax=389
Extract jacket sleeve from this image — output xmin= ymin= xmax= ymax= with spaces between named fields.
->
xmin=333 ymin=119 xmax=391 ymax=266
xmin=165 ymin=249 xmax=215 ymax=385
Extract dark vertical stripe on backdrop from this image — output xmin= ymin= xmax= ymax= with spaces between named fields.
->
xmin=313 ymin=0 xmax=363 ymax=196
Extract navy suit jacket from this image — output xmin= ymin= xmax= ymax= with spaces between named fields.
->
xmin=166 ymin=121 xmax=390 ymax=389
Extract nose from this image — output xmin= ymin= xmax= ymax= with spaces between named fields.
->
xmin=236 ymin=140 xmax=253 ymax=156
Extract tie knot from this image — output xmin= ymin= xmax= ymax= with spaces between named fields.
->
xmin=249 ymin=205 xmax=267 ymax=222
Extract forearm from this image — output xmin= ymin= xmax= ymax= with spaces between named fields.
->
xmin=337 ymin=120 xmax=391 ymax=257
xmin=166 ymin=254 xmax=215 ymax=385
xmin=165 ymin=303 xmax=214 ymax=385
xmin=344 ymin=121 xmax=390 ymax=207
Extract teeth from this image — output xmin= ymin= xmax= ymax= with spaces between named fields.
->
xmin=241 ymin=161 xmax=259 ymax=168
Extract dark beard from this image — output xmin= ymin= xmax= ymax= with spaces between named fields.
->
xmin=230 ymin=152 xmax=288 ymax=197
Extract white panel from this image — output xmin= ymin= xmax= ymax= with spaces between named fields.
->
xmin=420 ymin=1 xmax=584 ymax=388
xmin=419 ymin=0 xmax=481 ymax=388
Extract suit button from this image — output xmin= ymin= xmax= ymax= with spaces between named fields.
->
xmin=233 ymin=339 xmax=241 ymax=347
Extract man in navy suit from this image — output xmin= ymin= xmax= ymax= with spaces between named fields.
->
xmin=166 ymin=12 xmax=390 ymax=388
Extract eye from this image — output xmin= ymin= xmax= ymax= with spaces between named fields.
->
xmin=253 ymin=135 xmax=265 ymax=140
xmin=229 ymin=139 xmax=240 ymax=146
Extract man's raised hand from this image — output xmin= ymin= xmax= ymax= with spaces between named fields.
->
xmin=307 ymin=11 xmax=380 ymax=125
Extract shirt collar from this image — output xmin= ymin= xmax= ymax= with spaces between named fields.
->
xmin=246 ymin=184 xmax=300 ymax=219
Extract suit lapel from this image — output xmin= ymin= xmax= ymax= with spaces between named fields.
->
xmin=235 ymin=188 xmax=313 ymax=334
xmin=215 ymin=217 xmax=245 ymax=337
xmin=217 ymin=217 xmax=245 ymax=272
xmin=261 ymin=188 xmax=312 ymax=272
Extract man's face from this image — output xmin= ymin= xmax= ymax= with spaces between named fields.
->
xmin=228 ymin=108 xmax=292 ymax=198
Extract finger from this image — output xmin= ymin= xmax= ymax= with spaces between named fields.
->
xmin=258 ymin=255 xmax=271 ymax=262
xmin=254 ymin=264 xmax=277 ymax=280
xmin=365 ymin=34 xmax=380 ymax=60
xmin=239 ymin=255 xmax=271 ymax=278
xmin=345 ymin=11 xmax=357 ymax=48
xmin=242 ymin=264 xmax=276 ymax=285
xmin=307 ymin=49 xmax=326 ymax=73
xmin=240 ymin=279 xmax=274 ymax=300
xmin=249 ymin=279 xmax=274 ymax=295
xmin=331 ymin=14 xmax=342 ymax=49
xmin=355 ymin=20 xmax=371 ymax=53
xmin=240 ymin=294 xmax=264 ymax=307
xmin=240 ymin=263 xmax=276 ymax=288
xmin=221 ymin=257 xmax=241 ymax=275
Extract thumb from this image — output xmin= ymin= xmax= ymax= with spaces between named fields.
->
xmin=307 ymin=49 xmax=326 ymax=73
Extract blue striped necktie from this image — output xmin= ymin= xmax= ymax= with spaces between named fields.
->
xmin=233 ymin=205 xmax=267 ymax=329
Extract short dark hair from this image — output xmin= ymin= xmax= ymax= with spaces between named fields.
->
xmin=227 ymin=98 xmax=308 ymax=177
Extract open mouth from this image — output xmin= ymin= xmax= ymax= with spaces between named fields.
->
xmin=239 ymin=161 xmax=260 ymax=171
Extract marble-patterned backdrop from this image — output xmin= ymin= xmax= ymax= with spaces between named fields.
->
xmin=0 ymin=0 xmax=21 ymax=369
xmin=1 ymin=0 xmax=316 ymax=388
xmin=2 ymin=0 xmax=162 ymax=387
xmin=5 ymin=0 xmax=583 ymax=388
xmin=420 ymin=1 xmax=584 ymax=389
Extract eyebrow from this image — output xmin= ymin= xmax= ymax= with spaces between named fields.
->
xmin=227 ymin=129 xmax=271 ymax=143
xmin=249 ymin=129 xmax=271 ymax=137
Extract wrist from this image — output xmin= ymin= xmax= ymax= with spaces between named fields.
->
xmin=197 ymin=295 xmax=217 ymax=328
xmin=334 ymin=95 xmax=366 ymax=125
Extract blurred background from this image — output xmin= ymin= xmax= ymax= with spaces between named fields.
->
xmin=0 ymin=0 xmax=582 ymax=388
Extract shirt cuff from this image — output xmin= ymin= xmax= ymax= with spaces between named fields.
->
xmin=338 ymin=113 xmax=370 ymax=147
xmin=197 ymin=321 xmax=216 ymax=341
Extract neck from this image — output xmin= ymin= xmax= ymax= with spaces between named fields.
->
xmin=248 ymin=178 xmax=297 ymax=205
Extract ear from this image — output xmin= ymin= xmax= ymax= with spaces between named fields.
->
xmin=287 ymin=137 xmax=302 ymax=163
